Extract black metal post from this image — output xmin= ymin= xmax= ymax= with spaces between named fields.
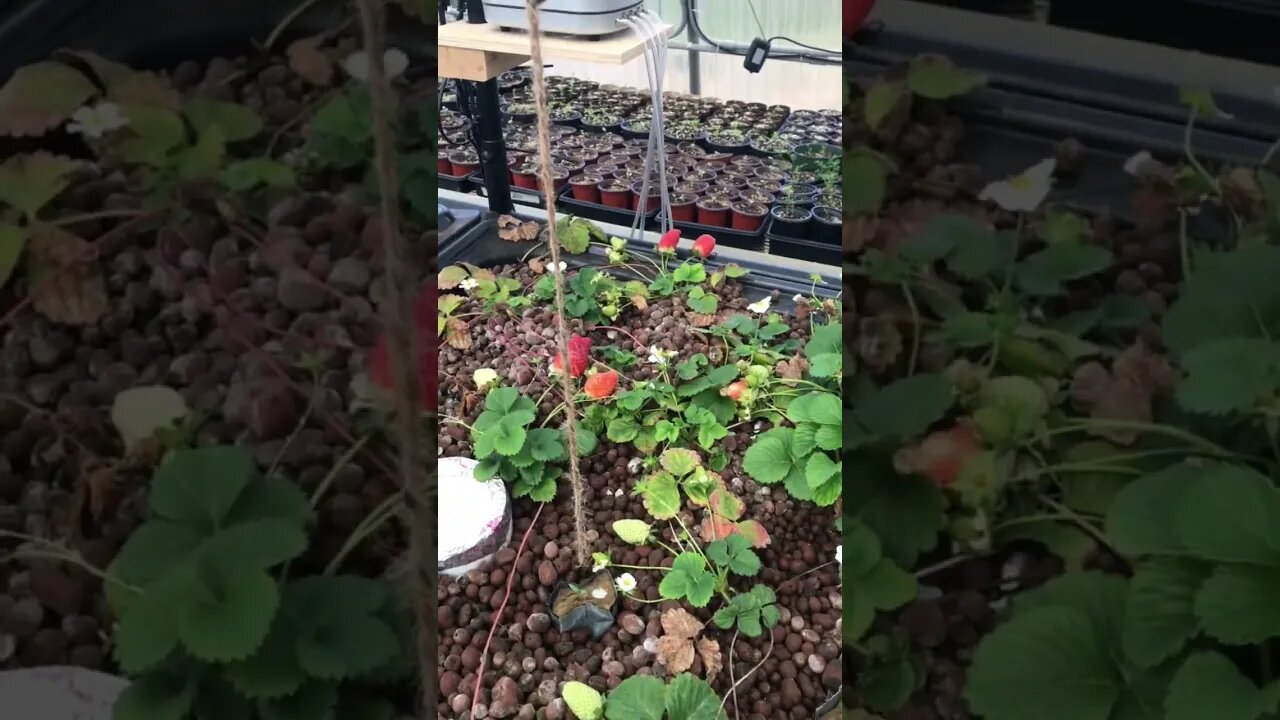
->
xmin=462 ymin=0 xmax=514 ymax=213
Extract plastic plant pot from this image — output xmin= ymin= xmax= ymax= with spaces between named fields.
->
xmin=702 ymin=151 xmax=734 ymax=163
xmin=695 ymin=160 xmax=727 ymax=176
xmin=437 ymin=154 xmax=453 ymax=175
xmin=731 ymin=202 xmax=768 ymax=232
xmin=630 ymin=181 xmax=661 ymax=212
xmin=599 ymin=179 xmax=632 ymax=209
xmin=675 ymin=181 xmax=709 ymax=195
xmin=548 ymin=571 xmax=618 ymax=640
xmin=448 ymin=149 xmax=481 ymax=177
xmin=570 ymin=174 xmax=603 ymax=203
xmin=779 ymin=183 xmax=819 ymax=205
xmin=510 ymin=162 xmax=538 ymax=190
xmin=670 ymin=192 xmax=697 ymax=223
xmin=731 ymin=154 xmax=763 ymax=168
xmin=811 ymin=205 xmax=842 ymax=244
xmin=705 ymin=133 xmax=750 ymax=155
xmin=538 ymin=169 xmax=570 ymax=193
xmin=696 ymin=197 xmax=731 ymax=227
xmin=770 ymin=204 xmax=814 ymax=238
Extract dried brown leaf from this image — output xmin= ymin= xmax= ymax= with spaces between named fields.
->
xmin=529 ymin=257 xmax=546 ymax=274
xmin=517 ymin=221 xmax=540 ymax=241
xmin=497 ymin=215 xmax=521 ymax=241
xmin=106 ymin=71 xmax=181 ymax=110
xmin=631 ymin=293 xmax=648 ymax=310
xmin=688 ymin=312 xmax=717 ymax=328
xmin=1112 ymin=342 xmax=1178 ymax=394
xmin=445 ymin=317 xmax=472 ymax=350
xmin=655 ymin=635 xmax=695 ymax=674
xmin=775 ymin=354 xmax=808 ymax=381
xmin=660 ymin=607 xmax=704 ymax=639
xmin=287 ymin=36 xmax=335 ymax=86
xmin=27 ymin=223 xmax=107 ymax=326
xmin=696 ymin=637 xmax=722 ymax=684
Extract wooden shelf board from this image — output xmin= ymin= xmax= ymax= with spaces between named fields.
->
xmin=437 ymin=21 xmax=673 ymax=80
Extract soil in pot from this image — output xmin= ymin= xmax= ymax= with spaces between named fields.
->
xmin=675 ymin=181 xmax=709 ymax=196
xmin=599 ymin=179 xmax=632 ymax=208
xmin=741 ymin=189 xmax=775 ymax=206
xmin=569 ymin=174 xmax=603 ymax=203
xmin=696 ymin=196 xmax=731 ymax=227
xmin=537 ymin=168 xmax=571 ymax=193
xmin=705 ymin=131 xmax=750 ymax=154
xmin=731 ymin=201 xmax=768 ymax=232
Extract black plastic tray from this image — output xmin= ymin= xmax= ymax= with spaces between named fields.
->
xmin=439 ymin=203 xmax=839 ymax=301
xmin=764 ymin=218 xmax=840 ymax=266
xmin=439 ymin=171 xmax=476 ymax=194
xmin=558 ymin=194 xmax=659 ymax=230
xmin=655 ymin=211 xmax=766 ymax=253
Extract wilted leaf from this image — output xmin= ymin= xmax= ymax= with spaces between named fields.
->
xmin=111 ymin=386 xmax=190 ymax=451
xmin=0 ymin=152 xmax=82 ymax=220
xmin=107 ymin=71 xmax=181 ymax=110
xmin=734 ymin=519 xmax=771 ymax=548
xmin=631 ymin=294 xmax=649 ymax=311
xmin=445 ymin=317 xmax=472 ymax=350
xmin=775 ymin=355 xmax=808 ymax=380
xmin=0 ymin=223 xmax=28 ymax=287
xmin=0 ymin=61 xmax=97 ymax=136
xmin=661 ymin=607 xmax=703 ymax=639
xmin=438 ymin=265 xmax=468 ymax=289
xmin=696 ymin=638 xmax=722 ymax=683
xmin=498 ymin=215 xmax=540 ymax=242
xmin=528 ymin=257 xmax=545 ymax=274
xmin=688 ymin=312 xmax=717 ymax=327
xmin=655 ymin=635 xmax=695 ymax=674
xmin=708 ymin=487 xmax=744 ymax=521
xmin=287 ymin=36 xmax=335 ymax=86
xmin=700 ymin=515 xmax=736 ymax=543
xmin=26 ymin=223 xmax=108 ymax=326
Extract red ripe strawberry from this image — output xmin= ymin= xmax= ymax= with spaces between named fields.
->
xmin=657 ymin=229 xmax=680 ymax=253
xmin=368 ymin=282 xmax=438 ymax=412
xmin=584 ymin=370 xmax=619 ymax=399
xmin=914 ymin=426 xmax=981 ymax=487
xmin=551 ymin=334 xmax=592 ymax=377
xmin=692 ymin=234 xmax=716 ymax=259
xmin=721 ymin=380 xmax=747 ymax=401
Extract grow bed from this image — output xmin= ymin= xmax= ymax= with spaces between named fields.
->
xmin=0 ymin=4 xmax=435 ymax=717
xmin=440 ymin=73 xmax=844 ymax=253
xmin=436 ymin=220 xmax=843 ymax=719
xmin=841 ymin=51 xmax=1280 ymax=719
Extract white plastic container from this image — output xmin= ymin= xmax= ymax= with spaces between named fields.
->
xmin=481 ymin=0 xmax=641 ymax=36
xmin=439 ymin=456 xmax=513 ymax=577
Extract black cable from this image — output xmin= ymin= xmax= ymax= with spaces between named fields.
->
xmin=685 ymin=0 xmax=841 ymax=65
xmin=766 ymin=35 xmax=841 ymax=56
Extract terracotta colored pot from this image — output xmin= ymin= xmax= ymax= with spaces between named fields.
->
xmin=599 ymin=180 xmax=631 ymax=208
xmin=845 ymin=0 xmax=875 ymax=38
xmin=570 ymin=175 xmax=603 ymax=203
xmin=731 ymin=202 xmax=767 ymax=232
xmin=670 ymin=192 xmax=697 ymax=223
xmin=510 ymin=165 xmax=538 ymax=190
xmin=696 ymin=198 xmax=731 ymax=227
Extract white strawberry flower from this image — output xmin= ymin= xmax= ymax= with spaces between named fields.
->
xmin=342 ymin=48 xmax=409 ymax=82
xmin=747 ymin=296 xmax=772 ymax=314
xmin=66 ymin=102 xmax=129 ymax=138
xmin=835 ymin=545 xmax=842 ymax=566
xmin=979 ymin=158 xmax=1056 ymax=213
xmin=792 ymin=293 xmax=805 ymax=303
xmin=627 ymin=457 xmax=644 ymax=474
xmin=615 ymin=573 xmax=637 ymax=594
xmin=591 ymin=587 xmax=608 ymax=600
xmin=473 ymin=368 xmax=498 ymax=390
xmin=646 ymin=346 xmax=676 ymax=366
xmin=460 ymin=278 xmax=479 ymax=291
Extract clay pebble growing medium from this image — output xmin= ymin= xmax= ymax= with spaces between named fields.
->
xmin=0 ymin=46 xmax=424 ymax=680
xmin=438 ymin=262 xmax=841 ymax=719
xmin=843 ymin=60 xmax=1197 ymax=718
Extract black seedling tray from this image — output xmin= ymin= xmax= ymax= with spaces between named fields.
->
xmin=439 ymin=203 xmax=839 ymax=302
xmin=655 ymin=211 xmax=766 ymax=253
xmin=765 ymin=218 xmax=841 ymax=266
xmin=439 ymin=171 xmax=476 ymax=194
xmin=558 ymin=194 xmax=659 ymax=230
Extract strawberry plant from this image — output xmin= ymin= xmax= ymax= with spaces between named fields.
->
xmin=469 ymin=386 xmax=596 ymax=501
xmin=562 ymin=673 xmax=726 ymax=720
xmin=106 ymin=446 xmax=410 ymax=719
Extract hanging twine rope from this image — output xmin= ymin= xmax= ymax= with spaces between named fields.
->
xmin=523 ymin=0 xmax=591 ymax=568
xmin=351 ymin=0 xmax=434 ymax=711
